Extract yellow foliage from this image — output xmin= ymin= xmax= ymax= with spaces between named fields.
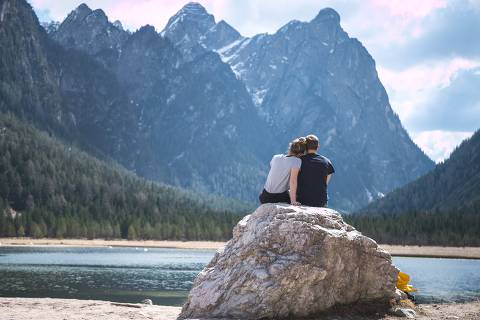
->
xmin=397 ymin=271 xmax=417 ymax=292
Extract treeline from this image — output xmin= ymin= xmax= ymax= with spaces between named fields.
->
xmin=0 ymin=113 xmax=245 ymax=240
xmin=345 ymin=203 xmax=480 ymax=246
xmin=359 ymin=129 xmax=480 ymax=215
xmin=350 ymin=128 xmax=480 ymax=246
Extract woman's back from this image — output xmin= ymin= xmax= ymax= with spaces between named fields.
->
xmin=264 ymin=154 xmax=301 ymax=193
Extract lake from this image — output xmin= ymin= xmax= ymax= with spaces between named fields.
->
xmin=0 ymin=246 xmax=479 ymax=306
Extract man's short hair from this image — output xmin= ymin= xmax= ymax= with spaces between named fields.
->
xmin=306 ymin=134 xmax=319 ymax=150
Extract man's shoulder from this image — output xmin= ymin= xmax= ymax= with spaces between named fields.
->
xmin=318 ymin=154 xmax=332 ymax=162
xmin=302 ymin=153 xmax=333 ymax=166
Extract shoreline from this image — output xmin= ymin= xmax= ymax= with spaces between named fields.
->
xmin=0 ymin=297 xmax=479 ymax=320
xmin=1 ymin=238 xmax=480 ymax=259
xmin=0 ymin=237 xmax=225 ymax=250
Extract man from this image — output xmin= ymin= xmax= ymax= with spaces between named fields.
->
xmin=296 ymin=134 xmax=334 ymax=207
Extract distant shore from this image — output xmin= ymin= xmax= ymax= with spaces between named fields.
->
xmin=379 ymin=244 xmax=480 ymax=259
xmin=0 ymin=297 xmax=479 ymax=320
xmin=1 ymin=238 xmax=480 ymax=259
xmin=0 ymin=237 xmax=224 ymax=250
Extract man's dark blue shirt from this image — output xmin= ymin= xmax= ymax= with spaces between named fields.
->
xmin=297 ymin=153 xmax=335 ymax=207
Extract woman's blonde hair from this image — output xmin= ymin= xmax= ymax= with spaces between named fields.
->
xmin=289 ymin=137 xmax=307 ymax=156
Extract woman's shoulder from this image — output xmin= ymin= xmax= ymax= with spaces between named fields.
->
xmin=278 ymin=155 xmax=301 ymax=166
xmin=271 ymin=154 xmax=300 ymax=163
xmin=289 ymin=156 xmax=302 ymax=166
xmin=271 ymin=154 xmax=286 ymax=160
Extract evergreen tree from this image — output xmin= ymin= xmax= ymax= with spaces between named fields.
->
xmin=127 ymin=225 xmax=137 ymax=240
xmin=30 ymin=222 xmax=44 ymax=238
xmin=17 ymin=225 xmax=25 ymax=237
xmin=55 ymin=217 xmax=67 ymax=238
xmin=0 ymin=113 xmax=246 ymax=241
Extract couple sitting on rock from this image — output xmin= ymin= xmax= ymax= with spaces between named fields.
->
xmin=259 ymin=134 xmax=334 ymax=207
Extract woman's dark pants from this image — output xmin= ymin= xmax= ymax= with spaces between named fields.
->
xmin=259 ymin=189 xmax=290 ymax=204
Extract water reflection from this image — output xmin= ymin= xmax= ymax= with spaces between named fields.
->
xmin=0 ymin=246 xmax=212 ymax=305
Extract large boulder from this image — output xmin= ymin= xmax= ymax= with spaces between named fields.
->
xmin=179 ymin=204 xmax=399 ymax=319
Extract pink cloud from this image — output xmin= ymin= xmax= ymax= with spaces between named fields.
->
xmin=377 ymin=58 xmax=480 ymax=124
xmin=340 ymin=0 xmax=447 ymax=46
xmin=370 ymin=0 xmax=447 ymax=20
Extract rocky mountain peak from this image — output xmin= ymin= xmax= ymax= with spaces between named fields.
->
xmin=52 ymin=2 xmax=128 ymax=66
xmin=65 ymin=3 xmax=92 ymax=23
xmin=164 ymin=1 xmax=215 ymax=30
xmin=203 ymin=19 xmax=242 ymax=50
xmin=41 ymin=21 xmax=60 ymax=34
xmin=113 ymin=20 xmax=124 ymax=31
xmin=131 ymin=24 xmax=161 ymax=43
xmin=86 ymin=8 xmax=108 ymax=25
xmin=312 ymin=7 xmax=341 ymax=24
xmin=162 ymin=1 xmax=216 ymax=55
xmin=136 ymin=24 xmax=157 ymax=35
xmin=180 ymin=2 xmax=209 ymax=14
xmin=76 ymin=3 xmax=91 ymax=12
xmin=60 ymin=4 xmax=109 ymax=30
xmin=215 ymin=20 xmax=241 ymax=38
xmin=216 ymin=20 xmax=234 ymax=30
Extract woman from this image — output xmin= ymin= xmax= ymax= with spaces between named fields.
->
xmin=259 ymin=137 xmax=306 ymax=205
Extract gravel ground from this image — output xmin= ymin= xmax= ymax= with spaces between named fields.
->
xmin=1 ymin=297 xmax=479 ymax=320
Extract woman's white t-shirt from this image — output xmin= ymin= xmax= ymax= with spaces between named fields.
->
xmin=264 ymin=154 xmax=301 ymax=194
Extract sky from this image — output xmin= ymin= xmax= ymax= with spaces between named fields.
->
xmin=31 ymin=0 xmax=480 ymax=162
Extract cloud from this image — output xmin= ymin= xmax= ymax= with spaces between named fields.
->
xmin=377 ymin=58 xmax=480 ymax=128
xmin=379 ymin=61 xmax=480 ymax=161
xmin=408 ymin=67 xmax=480 ymax=132
xmin=369 ymin=0 xmax=446 ymax=19
xmin=411 ymin=130 xmax=473 ymax=162
xmin=371 ymin=0 xmax=480 ymax=69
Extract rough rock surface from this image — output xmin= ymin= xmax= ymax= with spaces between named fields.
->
xmin=180 ymin=204 xmax=399 ymax=319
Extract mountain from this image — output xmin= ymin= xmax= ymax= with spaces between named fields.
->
xmin=162 ymin=2 xmax=241 ymax=56
xmin=209 ymin=8 xmax=434 ymax=210
xmin=345 ymin=130 xmax=480 ymax=246
xmin=162 ymin=1 xmax=215 ymax=58
xmin=51 ymin=3 xmax=128 ymax=69
xmin=359 ymin=129 xmax=480 ymax=215
xmin=0 ymin=112 xmax=243 ymax=240
xmin=0 ymin=0 xmax=140 ymax=170
xmin=50 ymin=2 xmax=272 ymax=200
xmin=1 ymin=0 xmax=270 ymax=202
xmin=3 ymin=0 xmax=434 ymax=211
xmin=202 ymin=20 xmax=242 ymax=50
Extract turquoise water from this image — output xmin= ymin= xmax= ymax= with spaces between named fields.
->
xmin=0 ymin=246 xmax=479 ymax=305
xmin=393 ymin=256 xmax=480 ymax=303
